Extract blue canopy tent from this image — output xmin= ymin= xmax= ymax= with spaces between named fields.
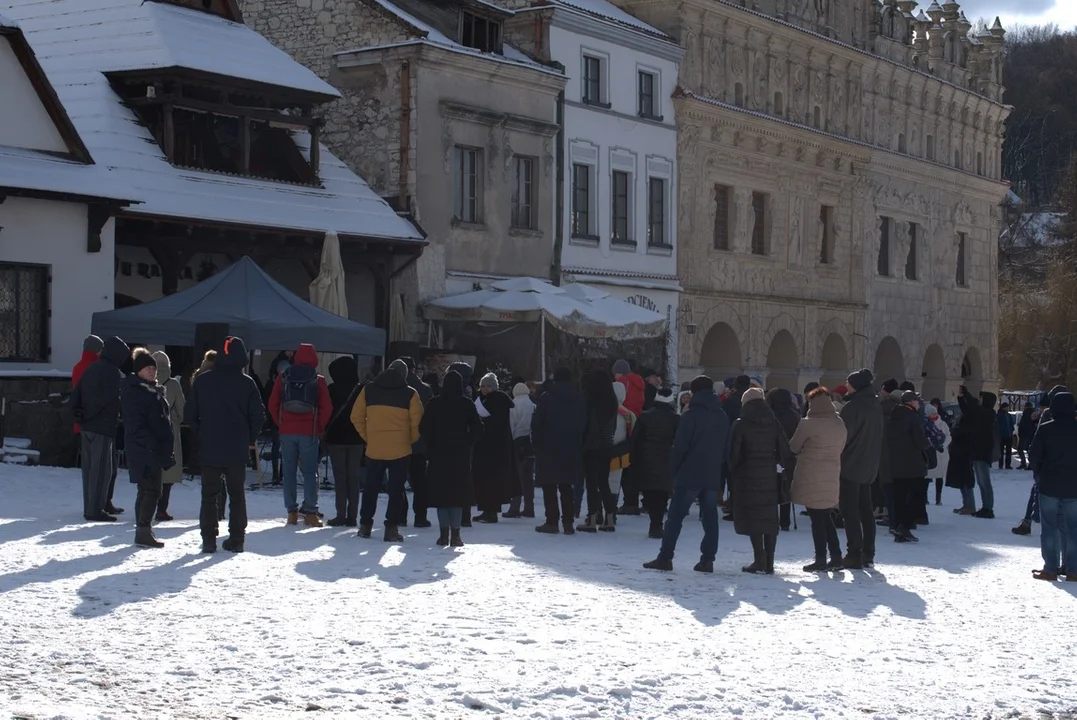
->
xmin=91 ymin=256 xmax=384 ymax=355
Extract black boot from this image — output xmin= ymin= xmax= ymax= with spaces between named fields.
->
xmin=436 ymin=528 xmax=450 ymax=546
xmin=384 ymin=525 xmax=403 ymax=542
xmin=134 ymin=527 xmax=164 ymax=549
xmin=763 ymin=534 xmax=776 ymax=574
xmin=450 ymin=528 xmax=464 ymax=547
xmin=201 ymin=538 xmax=216 ymax=554
xmin=222 ymin=536 xmax=244 ymax=553
xmin=648 ymin=523 xmax=663 ymax=539
xmin=742 ymin=535 xmax=766 ymax=574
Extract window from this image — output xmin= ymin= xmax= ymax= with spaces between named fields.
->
xmin=583 ymin=55 xmax=604 ymax=105
xmin=714 ymin=184 xmax=731 ymax=250
xmin=898 ymin=133 xmax=907 ymax=153
xmin=977 ymin=151 xmax=984 ymax=176
xmin=878 ymin=216 xmax=891 ymax=276
xmin=926 ymin=134 xmax=935 ymax=161
xmin=511 ymin=156 xmax=535 ymax=229
xmin=638 ymin=71 xmax=658 ymax=118
xmin=612 ymin=170 xmax=632 ymax=244
xmin=954 ymin=149 xmax=961 ymax=169
xmin=648 ymin=177 xmax=667 ymax=246
xmin=571 ymin=163 xmax=594 ymax=238
xmin=819 ymin=205 xmax=834 ymax=264
xmin=452 ymin=146 xmax=480 ymax=223
xmin=813 ymin=106 xmax=822 ymax=129
xmin=773 ymin=91 xmax=784 ymax=116
xmin=461 ymin=12 xmax=501 ymax=53
xmin=905 ymin=222 xmax=918 ymax=280
xmin=751 ymin=192 xmax=767 ymax=255
xmin=0 ymin=263 xmax=49 ymax=363
xmin=734 ymin=82 xmax=744 ymax=107
xmin=956 ymin=232 xmax=968 ymax=286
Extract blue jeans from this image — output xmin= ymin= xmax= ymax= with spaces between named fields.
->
xmin=437 ymin=507 xmax=463 ymax=529
xmin=659 ymin=486 xmax=719 ymax=563
xmin=972 ymin=461 xmax=993 ymax=512
xmin=1038 ymin=494 xmax=1076 ymax=573
xmin=281 ymin=434 xmax=319 ymax=513
xmin=960 ymin=486 xmax=976 ymax=510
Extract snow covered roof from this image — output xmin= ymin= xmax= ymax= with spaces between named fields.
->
xmin=0 ymin=10 xmax=16 ymax=27
xmin=0 ymin=145 xmax=133 ymax=202
xmin=545 ymin=0 xmax=669 ymax=39
xmin=353 ymin=0 xmax=562 ymax=77
xmin=1 ymin=0 xmax=423 ymax=243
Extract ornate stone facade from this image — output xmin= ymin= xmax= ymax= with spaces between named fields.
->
xmin=617 ymin=0 xmax=1009 ymax=397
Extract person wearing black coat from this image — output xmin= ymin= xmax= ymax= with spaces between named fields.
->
xmin=946 ymin=390 xmax=980 ymax=514
xmin=767 ymin=388 xmax=800 ymax=531
xmin=1017 ymin=403 xmax=1035 ymax=470
xmin=1013 ymin=387 xmax=1068 ymax=536
xmin=532 ymin=368 xmax=587 ymax=534
xmin=730 ymin=388 xmax=792 ymax=574
xmin=631 ymin=388 xmax=680 ymax=538
xmin=970 ymin=391 xmax=999 ymax=518
xmin=420 ymin=371 xmax=484 ymax=547
xmin=719 ymin=375 xmax=751 ymax=513
xmin=1028 ymin=391 xmax=1077 ymax=580
xmin=643 ymin=376 xmax=729 ymax=573
xmin=71 ymin=335 xmax=130 ymax=522
xmin=888 ymin=392 xmax=931 ymax=543
xmin=121 ymin=350 xmax=175 ymax=548
xmin=401 ymin=357 xmax=434 ymax=528
xmin=472 ymin=373 xmax=519 ymax=523
xmin=578 ymin=369 xmax=619 ymax=533
xmin=184 ymin=336 xmax=266 ymax=553
xmin=325 ymin=357 xmax=363 ymax=527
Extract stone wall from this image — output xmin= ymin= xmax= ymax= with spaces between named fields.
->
xmin=0 ymin=377 xmax=77 ymax=467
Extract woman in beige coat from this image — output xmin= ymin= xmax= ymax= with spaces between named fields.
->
xmin=151 ymin=351 xmax=186 ymax=520
xmin=789 ymin=387 xmax=848 ymax=572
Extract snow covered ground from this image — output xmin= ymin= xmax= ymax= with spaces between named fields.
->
xmin=0 ymin=464 xmax=1074 ymax=720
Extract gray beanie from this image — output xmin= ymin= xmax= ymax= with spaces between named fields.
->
xmin=479 ymin=372 xmax=499 ymax=391
xmin=612 ymin=359 xmax=631 ymax=375
xmin=83 ymin=334 xmax=104 ymax=353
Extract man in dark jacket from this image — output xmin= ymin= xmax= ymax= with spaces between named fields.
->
xmin=1017 ymin=402 xmax=1035 ymax=470
xmin=1028 ymin=391 xmax=1077 ymax=581
xmin=325 ymin=356 xmax=363 ymax=527
xmin=121 ymin=349 xmax=175 ymax=548
xmin=972 ymin=391 xmax=999 ymax=518
xmin=400 ymin=356 xmax=434 ymax=528
xmin=838 ymin=368 xmax=884 ymax=568
xmin=185 ymin=336 xmax=266 ymax=553
xmin=767 ymin=388 xmax=800 ymax=531
xmin=631 ymin=387 xmax=680 ymax=538
xmin=1014 ymin=387 xmax=1068 ymax=535
xmin=532 ymin=367 xmax=587 ymax=534
xmin=878 ymin=380 xmax=900 ymax=527
xmin=888 ymin=391 xmax=931 ymax=543
xmin=719 ymin=374 xmax=752 ymax=515
xmin=71 ymin=336 xmax=130 ymax=522
xmin=644 ymin=375 xmax=730 ymax=573
xmin=997 ymin=402 xmax=1015 ymax=470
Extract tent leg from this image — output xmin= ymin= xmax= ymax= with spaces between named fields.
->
xmin=540 ymin=317 xmax=546 ymax=381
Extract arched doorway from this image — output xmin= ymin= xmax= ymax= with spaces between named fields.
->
xmin=700 ymin=322 xmax=743 ymax=382
xmin=922 ymin=344 xmax=947 ymax=401
xmin=766 ymin=329 xmax=799 ymax=391
xmin=820 ymin=333 xmax=849 ymax=389
xmin=874 ymin=336 xmax=905 ymax=384
xmin=961 ymin=346 xmax=983 ymax=394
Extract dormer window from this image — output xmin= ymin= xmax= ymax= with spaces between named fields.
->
xmin=461 ymin=12 xmax=501 ymax=53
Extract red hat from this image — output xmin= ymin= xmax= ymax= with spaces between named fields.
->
xmin=833 ymin=385 xmax=849 ymax=396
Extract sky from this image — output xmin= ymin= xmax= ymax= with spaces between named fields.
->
xmin=955 ymin=0 xmax=1077 ymax=31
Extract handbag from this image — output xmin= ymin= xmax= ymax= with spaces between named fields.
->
xmin=924 ymin=446 xmax=938 ymax=471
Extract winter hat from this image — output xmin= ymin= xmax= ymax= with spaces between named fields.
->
xmin=83 ymin=334 xmax=104 ymax=354
xmin=553 ymin=366 xmax=571 ymax=382
xmin=804 ymin=381 xmax=821 ymax=395
xmin=847 ymin=368 xmax=874 ymax=392
xmin=734 ymin=375 xmax=752 ymax=392
xmin=655 ymin=387 xmax=676 ymax=404
xmin=611 ymin=359 xmax=631 ymax=376
xmin=833 ymin=384 xmax=849 ymax=397
xmin=714 ymin=381 xmax=726 ymax=396
xmin=398 ymin=356 xmax=416 ymax=372
xmin=690 ymin=375 xmax=714 ymax=394
xmin=899 ymin=381 xmax=917 ymax=393
xmin=512 ymin=382 xmax=530 ymax=398
xmin=479 ymin=372 xmax=499 ymax=391
xmin=151 ymin=351 xmax=171 ymax=382
xmin=901 ymin=390 xmax=920 ymax=405
xmin=882 ymin=378 xmax=900 ymax=394
xmin=613 ymin=381 xmax=627 ymax=405
xmin=132 ymin=349 xmax=156 ymax=375
xmin=742 ymin=387 xmax=765 ymax=405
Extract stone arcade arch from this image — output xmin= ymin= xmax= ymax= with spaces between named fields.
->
xmin=874 ymin=336 xmax=905 ymax=384
xmin=961 ymin=346 xmax=983 ymax=394
xmin=820 ymin=333 xmax=849 ymax=390
xmin=766 ymin=329 xmax=799 ymax=391
xmin=700 ymin=322 xmax=743 ymax=381
xmin=922 ymin=343 xmax=947 ymax=401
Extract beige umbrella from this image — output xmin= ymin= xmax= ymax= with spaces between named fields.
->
xmin=309 ymin=230 xmax=350 ymax=369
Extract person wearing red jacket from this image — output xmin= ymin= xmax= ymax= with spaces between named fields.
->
xmin=268 ymin=343 xmax=333 ymax=527
xmin=613 ymin=358 xmax=646 ymax=514
xmin=72 ymin=335 xmax=103 ymax=435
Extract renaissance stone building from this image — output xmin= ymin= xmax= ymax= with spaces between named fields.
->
xmin=614 ymin=0 xmax=1009 ymax=397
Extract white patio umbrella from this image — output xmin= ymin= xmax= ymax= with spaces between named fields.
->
xmin=309 ymin=230 xmax=350 ymax=367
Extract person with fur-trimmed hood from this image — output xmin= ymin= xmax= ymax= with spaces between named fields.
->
xmin=631 ymin=387 xmax=680 ymax=538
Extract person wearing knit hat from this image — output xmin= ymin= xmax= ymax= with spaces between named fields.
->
xmin=835 ymin=368 xmax=884 ymax=568
xmin=505 ymin=382 xmax=537 ymax=518
xmin=150 ymin=351 xmax=185 ymax=520
xmin=888 ymin=389 xmax=930 ymax=544
xmin=727 ymin=384 xmax=790 ymax=574
xmin=72 ymin=336 xmax=105 ymax=438
xmin=83 ymin=335 xmax=104 ymax=354
xmin=634 ymin=386 xmax=680 ymax=539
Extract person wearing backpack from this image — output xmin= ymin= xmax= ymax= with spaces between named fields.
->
xmin=268 ymin=343 xmax=333 ymax=527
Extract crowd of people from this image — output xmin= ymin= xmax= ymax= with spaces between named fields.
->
xmin=67 ymin=333 xmax=1074 ymax=580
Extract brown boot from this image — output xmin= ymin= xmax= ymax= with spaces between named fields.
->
xmin=384 ymin=525 xmax=403 ymax=542
xmin=303 ymin=512 xmax=323 ymax=528
xmin=286 ymin=511 xmax=298 ymax=526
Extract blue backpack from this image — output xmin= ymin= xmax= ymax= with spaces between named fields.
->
xmin=280 ymin=365 xmax=319 ymax=415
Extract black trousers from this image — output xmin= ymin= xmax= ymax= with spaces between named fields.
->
xmin=839 ymin=481 xmax=876 ymax=559
xmin=410 ymin=453 xmax=428 ymax=522
xmin=642 ymin=490 xmax=669 ymax=528
xmin=157 ymin=482 xmax=172 ymax=514
xmin=779 ymin=502 xmax=792 ymax=530
xmin=891 ymin=477 xmax=919 ymax=530
xmin=542 ymin=484 xmax=574 ymax=525
xmin=621 ymin=465 xmax=640 ymax=508
xmin=583 ymin=451 xmax=616 ymax=517
xmin=807 ymin=508 xmax=841 ymax=562
xmin=328 ymin=445 xmax=363 ymax=523
xmin=999 ymin=439 xmax=1013 ymax=469
xmin=201 ymin=465 xmax=247 ymax=542
xmin=132 ymin=464 xmax=163 ymax=528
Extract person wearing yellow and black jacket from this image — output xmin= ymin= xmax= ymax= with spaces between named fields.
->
xmin=351 ymin=359 xmax=422 ymax=541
